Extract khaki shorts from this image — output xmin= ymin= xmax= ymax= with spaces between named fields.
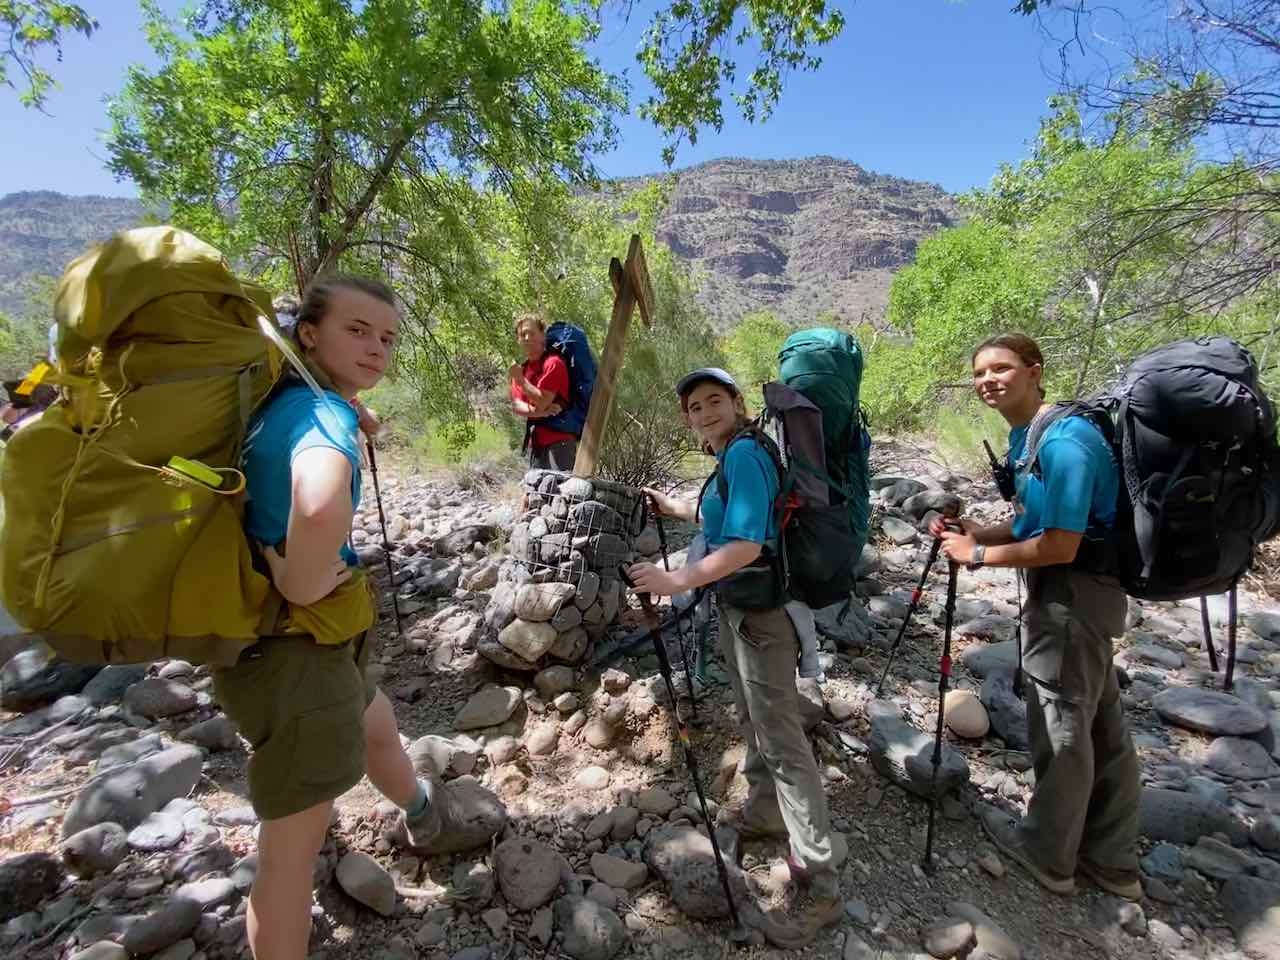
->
xmin=212 ymin=626 xmax=379 ymax=821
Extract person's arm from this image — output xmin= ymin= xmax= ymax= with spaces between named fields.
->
xmin=941 ymin=526 xmax=1083 ymax=568
xmin=941 ymin=434 xmax=1098 ymax=568
xmin=263 ymin=447 xmax=355 ymax=605
xmin=928 ymin=515 xmax=1016 ymax=546
xmin=632 ymin=540 xmax=761 ymax=595
xmin=631 ymin=445 xmax=773 ymax=595
xmin=643 ymin=487 xmax=699 ymax=524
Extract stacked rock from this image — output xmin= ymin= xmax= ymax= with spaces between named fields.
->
xmin=479 ymin=471 xmax=651 ymax=672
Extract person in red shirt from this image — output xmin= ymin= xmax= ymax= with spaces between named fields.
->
xmin=510 ymin=311 xmax=578 ymax=471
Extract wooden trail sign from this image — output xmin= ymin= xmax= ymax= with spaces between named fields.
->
xmin=572 ymin=234 xmax=655 ymax=478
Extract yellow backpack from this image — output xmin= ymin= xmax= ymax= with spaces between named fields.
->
xmin=1 ymin=226 xmax=371 ymax=665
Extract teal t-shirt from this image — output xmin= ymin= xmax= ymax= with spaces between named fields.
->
xmin=699 ymin=436 xmax=780 ymax=548
xmin=242 ymin=383 xmax=363 ymax=566
xmin=1008 ymin=415 xmax=1118 ymax=542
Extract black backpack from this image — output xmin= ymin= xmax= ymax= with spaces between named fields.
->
xmin=1023 ymin=336 xmax=1280 ymax=689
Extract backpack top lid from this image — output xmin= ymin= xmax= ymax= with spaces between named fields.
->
xmin=55 ymin=225 xmax=275 ymax=368
xmin=777 ymin=327 xmax=864 ymax=458
xmin=1118 ymin=336 xmax=1274 ymax=443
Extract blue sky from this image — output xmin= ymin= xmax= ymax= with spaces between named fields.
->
xmin=1 ymin=1 xmax=1064 ymax=198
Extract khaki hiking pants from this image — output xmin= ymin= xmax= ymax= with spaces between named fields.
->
xmin=718 ymin=602 xmax=838 ymax=897
xmin=1018 ymin=565 xmax=1142 ymax=882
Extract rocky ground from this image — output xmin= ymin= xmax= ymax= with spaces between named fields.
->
xmin=5 ymin=441 xmax=1280 ymax=960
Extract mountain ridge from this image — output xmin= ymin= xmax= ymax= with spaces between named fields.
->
xmin=0 ymin=156 xmax=955 ymax=325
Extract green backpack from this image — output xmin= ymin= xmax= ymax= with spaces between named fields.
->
xmin=777 ymin=328 xmax=872 ymax=548
xmin=704 ymin=328 xmax=872 ymax=609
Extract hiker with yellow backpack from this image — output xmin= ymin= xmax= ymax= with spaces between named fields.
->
xmin=1 ymin=228 xmax=501 ymax=959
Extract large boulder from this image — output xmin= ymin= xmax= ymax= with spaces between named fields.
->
xmin=1221 ymin=876 xmax=1280 ymax=960
xmin=493 ymin=837 xmax=565 ymax=911
xmin=398 ymin=777 xmax=507 ymax=855
xmin=1139 ymin=787 xmax=1247 ymax=846
xmin=0 ymin=852 xmax=63 ymax=921
xmin=554 ymin=896 xmax=627 ymax=960
xmin=498 ymin=619 xmax=558 ymax=662
xmin=63 ymin=745 xmax=205 ymax=838
xmin=867 ymin=700 xmax=969 ymax=799
xmin=515 ymin=582 xmax=576 ymax=622
xmin=454 ymin=685 xmax=521 ymax=730
xmin=1152 ymin=686 xmax=1268 ymax=736
xmin=644 ymin=823 xmax=738 ymax=920
xmin=980 ymin=673 xmax=1028 ymax=750
xmin=1 ymin=644 xmax=100 ymax=711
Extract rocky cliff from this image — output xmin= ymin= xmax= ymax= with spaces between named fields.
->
xmin=634 ymin=156 xmax=956 ymax=328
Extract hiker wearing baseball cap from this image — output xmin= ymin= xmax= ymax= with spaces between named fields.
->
xmin=627 ymin=366 xmax=842 ymax=939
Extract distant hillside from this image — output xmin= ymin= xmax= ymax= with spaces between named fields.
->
xmin=0 ymin=191 xmax=151 ymax=316
xmin=1 ymin=157 xmax=955 ymax=327
xmin=631 ymin=156 xmax=956 ymax=329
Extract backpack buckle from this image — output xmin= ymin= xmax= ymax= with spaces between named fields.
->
xmin=162 ymin=456 xmax=246 ymax=495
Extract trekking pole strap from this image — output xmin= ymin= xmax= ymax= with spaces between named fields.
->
xmin=648 ymin=496 xmax=700 ymax=711
xmin=366 ymin=438 xmax=403 ymax=637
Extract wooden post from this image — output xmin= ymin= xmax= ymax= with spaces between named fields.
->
xmin=573 ymin=234 xmax=655 ymax=478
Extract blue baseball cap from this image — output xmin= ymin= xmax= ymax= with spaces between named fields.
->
xmin=676 ymin=367 xmax=739 ymax=401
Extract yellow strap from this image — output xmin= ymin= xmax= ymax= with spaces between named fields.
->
xmin=15 ymin=361 xmax=51 ymax=396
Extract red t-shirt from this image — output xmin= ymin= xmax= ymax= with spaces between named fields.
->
xmin=512 ymin=352 xmax=576 ymax=448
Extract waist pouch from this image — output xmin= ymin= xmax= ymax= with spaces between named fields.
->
xmin=280 ymin=568 xmax=377 ymax=645
xmin=716 ymin=550 xmax=785 ymax=611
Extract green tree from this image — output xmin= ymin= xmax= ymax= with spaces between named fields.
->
xmin=107 ymin=0 xmax=622 ymax=292
xmin=720 ymin=310 xmax=788 ymax=390
xmin=882 ymin=99 xmax=1269 ymax=428
xmin=633 ymin=0 xmax=844 ymax=163
xmin=1 ymin=1 xmax=96 ymax=109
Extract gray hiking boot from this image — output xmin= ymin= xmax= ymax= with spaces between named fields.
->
xmin=398 ymin=774 xmax=447 ymax=848
xmin=978 ymin=804 xmax=1075 ymax=896
xmin=1078 ymin=860 xmax=1144 ymax=901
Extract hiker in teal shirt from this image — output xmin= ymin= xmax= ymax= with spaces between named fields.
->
xmin=628 ymin=367 xmax=842 ymax=944
xmin=1006 ymin=414 xmax=1118 ymax=545
xmin=243 ymin=384 xmax=363 ymax=567
xmin=932 ymin=333 xmax=1141 ymax=904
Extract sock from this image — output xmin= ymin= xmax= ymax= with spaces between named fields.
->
xmin=403 ymin=779 xmax=429 ymax=818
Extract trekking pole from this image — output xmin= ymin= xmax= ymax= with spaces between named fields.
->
xmin=619 ymin=565 xmax=749 ymax=944
xmin=923 ymin=558 xmax=960 ymax=873
xmin=984 ymin=439 xmax=1023 ymax=697
xmin=365 ymin=437 xmax=403 ymax=637
xmin=875 ymin=536 xmax=943 ymax=696
xmin=649 ymin=496 xmax=699 ymax=719
xmin=1013 ymin=570 xmax=1024 ymax=699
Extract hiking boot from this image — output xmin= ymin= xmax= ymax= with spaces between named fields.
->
xmin=397 ymin=773 xmax=448 ymax=849
xmin=760 ymin=895 xmax=845 ymax=949
xmin=978 ymin=804 xmax=1075 ymax=896
xmin=717 ymin=802 xmax=788 ymax=841
xmin=1078 ymin=860 xmax=1144 ymax=901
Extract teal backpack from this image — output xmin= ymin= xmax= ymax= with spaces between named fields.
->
xmin=777 ymin=328 xmax=872 ymax=548
xmin=703 ymin=328 xmax=872 ymax=609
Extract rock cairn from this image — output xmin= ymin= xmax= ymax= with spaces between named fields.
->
xmin=479 ymin=471 xmax=655 ymax=673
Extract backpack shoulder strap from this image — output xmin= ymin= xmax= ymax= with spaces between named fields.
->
xmin=1024 ymin=400 xmax=1111 ymax=479
xmin=713 ymin=423 xmax=782 ymax=503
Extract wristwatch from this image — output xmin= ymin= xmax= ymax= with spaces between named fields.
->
xmin=968 ymin=544 xmax=986 ymax=570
